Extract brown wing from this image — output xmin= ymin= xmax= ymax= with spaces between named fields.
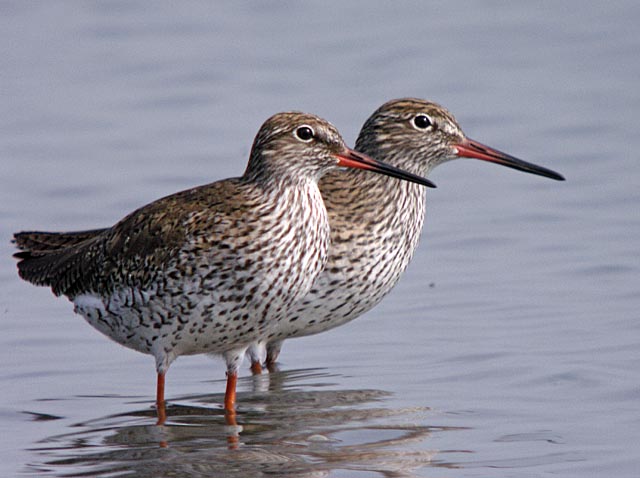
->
xmin=13 ymin=179 xmax=248 ymax=298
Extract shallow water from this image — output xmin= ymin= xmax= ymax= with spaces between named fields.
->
xmin=1 ymin=1 xmax=639 ymax=477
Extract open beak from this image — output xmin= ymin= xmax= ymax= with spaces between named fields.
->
xmin=454 ymin=138 xmax=565 ymax=181
xmin=335 ymin=147 xmax=436 ymax=188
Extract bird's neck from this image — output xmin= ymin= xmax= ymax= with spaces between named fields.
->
xmin=320 ymin=166 xmax=427 ymax=234
xmin=324 ymin=143 xmax=432 ymax=207
xmin=243 ymin=149 xmax=327 ymax=189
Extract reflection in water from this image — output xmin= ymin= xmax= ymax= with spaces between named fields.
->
xmin=27 ymin=369 xmax=464 ymax=477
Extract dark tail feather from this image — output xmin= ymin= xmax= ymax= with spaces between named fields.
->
xmin=14 ymin=249 xmax=65 ymax=290
xmin=13 ymin=229 xmax=107 ymax=252
xmin=13 ymin=233 xmax=106 ymax=297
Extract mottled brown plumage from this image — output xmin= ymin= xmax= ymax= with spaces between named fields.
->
xmin=14 ymin=229 xmax=108 ymax=252
xmin=249 ymin=98 xmax=564 ymax=369
xmin=13 ymin=110 xmax=434 ymax=423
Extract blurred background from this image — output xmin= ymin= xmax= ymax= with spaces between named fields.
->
xmin=1 ymin=2 xmax=638 ymax=477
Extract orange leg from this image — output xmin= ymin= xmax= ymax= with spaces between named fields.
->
xmin=156 ymin=372 xmax=166 ymax=426
xmin=224 ymin=371 xmax=238 ymax=412
xmin=224 ymin=371 xmax=239 ymax=447
xmin=250 ymin=361 xmax=263 ymax=375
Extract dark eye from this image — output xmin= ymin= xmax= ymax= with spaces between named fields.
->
xmin=413 ymin=114 xmax=433 ymax=130
xmin=295 ymin=125 xmax=314 ymax=142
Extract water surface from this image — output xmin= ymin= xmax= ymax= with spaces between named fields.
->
xmin=1 ymin=2 xmax=639 ymax=477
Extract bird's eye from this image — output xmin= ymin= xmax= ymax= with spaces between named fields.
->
xmin=295 ymin=125 xmax=314 ymax=142
xmin=413 ymin=114 xmax=433 ymax=130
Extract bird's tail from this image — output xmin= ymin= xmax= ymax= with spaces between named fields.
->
xmin=13 ymin=229 xmax=107 ymax=252
xmin=12 ymin=229 xmax=106 ymax=296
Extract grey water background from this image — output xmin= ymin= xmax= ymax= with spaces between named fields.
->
xmin=1 ymin=1 xmax=638 ymax=476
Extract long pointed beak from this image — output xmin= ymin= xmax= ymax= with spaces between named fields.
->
xmin=335 ymin=147 xmax=436 ymax=188
xmin=454 ymin=138 xmax=565 ymax=181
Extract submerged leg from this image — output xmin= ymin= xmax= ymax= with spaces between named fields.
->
xmin=156 ymin=372 xmax=166 ymax=426
xmin=224 ymin=370 xmax=240 ymax=448
xmin=153 ymin=353 xmax=173 ymax=426
xmin=224 ymin=371 xmax=238 ymax=413
xmin=222 ymin=348 xmax=246 ymax=420
xmin=224 ymin=369 xmax=239 ymax=446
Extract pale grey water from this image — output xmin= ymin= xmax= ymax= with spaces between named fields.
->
xmin=1 ymin=1 xmax=639 ymax=477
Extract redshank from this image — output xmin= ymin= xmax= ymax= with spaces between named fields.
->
xmin=13 ymin=111 xmax=435 ymax=424
xmin=249 ymin=98 xmax=564 ymax=370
